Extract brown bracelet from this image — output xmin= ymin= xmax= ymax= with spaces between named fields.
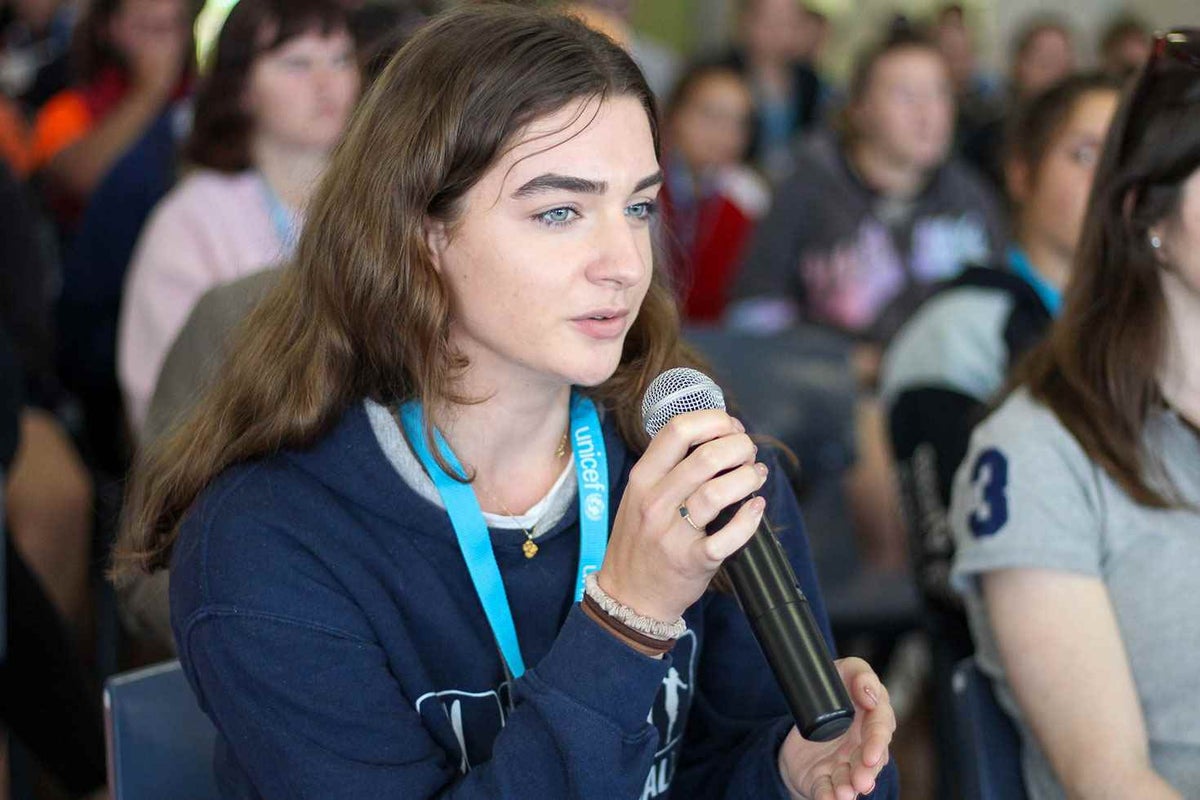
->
xmin=581 ymin=594 xmax=676 ymax=658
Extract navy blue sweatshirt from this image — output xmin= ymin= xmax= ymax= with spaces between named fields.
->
xmin=170 ymin=401 xmax=900 ymax=799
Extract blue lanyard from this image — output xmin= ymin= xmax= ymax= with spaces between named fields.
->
xmin=1007 ymin=247 xmax=1062 ymax=317
xmin=397 ymin=393 xmax=609 ymax=679
xmin=258 ymin=173 xmax=300 ymax=256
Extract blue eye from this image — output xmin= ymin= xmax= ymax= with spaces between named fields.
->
xmin=537 ymin=207 xmax=578 ymax=227
xmin=626 ymin=200 xmax=658 ymax=221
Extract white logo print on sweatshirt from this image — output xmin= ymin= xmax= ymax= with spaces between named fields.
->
xmin=413 ymin=629 xmax=699 ymax=793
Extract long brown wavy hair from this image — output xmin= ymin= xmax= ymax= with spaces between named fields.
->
xmin=112 ymin=3 xmax=703 ymax=582
xmin=1013 ymin=63 xmax=1200 ymax=507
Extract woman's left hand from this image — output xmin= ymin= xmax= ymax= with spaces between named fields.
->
xmin=778 ymin=657 xmax=896 ymax=800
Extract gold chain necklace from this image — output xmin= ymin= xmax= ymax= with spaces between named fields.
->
xmin=480 ymin=432 xmax=570 ymax=559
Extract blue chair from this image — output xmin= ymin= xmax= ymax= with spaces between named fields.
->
xmin=104 ymin=659 xmax=220 ymax=800
xmin=952 ymin=657 xmax=1028 ymax=800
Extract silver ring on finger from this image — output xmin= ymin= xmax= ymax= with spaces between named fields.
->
xmin=678 ymin=504 xmax=704 ymax=532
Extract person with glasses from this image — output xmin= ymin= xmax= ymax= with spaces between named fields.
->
xmin=110 ymin=7 xmax=898 ymax=798
xmin=950 ymin=32 xmax=1200 ymax=799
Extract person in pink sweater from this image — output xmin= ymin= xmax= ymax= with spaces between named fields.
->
xmin=118 ymin=0 xmax=359 ymax=438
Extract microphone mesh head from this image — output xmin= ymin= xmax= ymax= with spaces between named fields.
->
xmin=641 ymin=367 xmax=726 ymax=438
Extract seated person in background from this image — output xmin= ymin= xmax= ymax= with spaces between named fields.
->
xmin=118 ymin=0 xmax=359 ymax=438
xmin=1098 ymin=14 xmax=1152 ymax=81
xmin=961 ymin=16 xmax=1078 ymax=189
xmin=729 ymin=26 xmax=1005 ymax=345
xmin=112 ymin=7 xmax=898 ymax=797
xmin=1008 ymin=17 xmax=1076 ymax=103
xmin=123 ymin=5 xmax=416 ymax=651
xmin=661 ymin=61 xmax=767 ymax=323
xmin=730 ymin=28 xmax=1005 ymax=569
xmin=880 ymin=73 xmax=1119 ymax=798
xmin=0 ymin=327 xmax=108 ymax=800
xmin=951 ymin=36 xmax=1200 ymax=798
xmin=29 ymin=0 xmax=194 ymax=212
xmin=935 ymin=4 xmax=1004 ymax=190
xmin=934 ymin=4 xmax=1002 ymax=123
xmin=713 ymin=0 xmax=823 ymax=181
xmin=0 ymin=162 xmax=94 ymax=640
xmin=882 ymin=72 xmax=1120 ymax=645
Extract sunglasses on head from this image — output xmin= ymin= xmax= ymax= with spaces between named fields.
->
xmin=1117 ymin=29 xmax=1200 ymax=163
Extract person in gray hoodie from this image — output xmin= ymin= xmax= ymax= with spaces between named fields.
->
xmin=730 ymin=27 xmax=1005 ymax=345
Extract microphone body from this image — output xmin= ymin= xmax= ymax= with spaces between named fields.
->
xmin=642 ymin=368 xmax=855 ymax=742
xmin=707 ymin=502 xmax=854 ymax=741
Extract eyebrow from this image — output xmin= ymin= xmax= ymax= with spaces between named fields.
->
xmin=511 ymin=170 xmax=664 ymax=199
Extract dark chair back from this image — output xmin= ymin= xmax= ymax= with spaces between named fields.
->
xmin=952 ymin=656 xmax=1028 ymax=800
xmin=104 ymin=659 xmax=219 ymax=800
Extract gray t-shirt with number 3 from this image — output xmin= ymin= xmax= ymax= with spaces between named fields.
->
xmin=949 ymin=387 xmax=1200 ymax=800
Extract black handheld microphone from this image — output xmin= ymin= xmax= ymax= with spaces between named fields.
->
xmin=642 ymin=368 xmax=855 ymax=742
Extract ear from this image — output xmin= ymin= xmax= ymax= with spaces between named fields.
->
xmin=1120 ymin=187 xmax=1169 ymax=262
xmin=1005 ymin=158 xmax=1033 ymax=206
xmin=423 ymin=217 xmax=449 ymax=274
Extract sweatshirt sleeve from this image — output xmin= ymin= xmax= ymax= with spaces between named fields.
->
xmin=668 ymin=451 xmax=900 ymax=799
xmin=173 ymin=506 xmax=673 ymax=799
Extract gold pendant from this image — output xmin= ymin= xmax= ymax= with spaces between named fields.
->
xmin=522 ymin=539 xmax=539 ymax=559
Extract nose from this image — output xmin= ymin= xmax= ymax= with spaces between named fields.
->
xmin=586 ymin=210 xmax=650 ymax=289
xmin=313 ymin=63 xmax=336 ymax=95
xmin=314 ymin=57 xmax=351 ymax=96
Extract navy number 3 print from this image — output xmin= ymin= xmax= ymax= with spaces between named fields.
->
xmin=968 ymin=448 xmax=1009 ymax=537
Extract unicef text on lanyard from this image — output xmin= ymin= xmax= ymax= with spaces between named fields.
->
xmin=397 ymin=394 xmax=609 ymax=679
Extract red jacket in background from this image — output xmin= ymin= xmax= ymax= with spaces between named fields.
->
xmin=662 ymin=164 xmax=768 ymax=323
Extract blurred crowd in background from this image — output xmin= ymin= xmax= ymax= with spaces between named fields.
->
xmin=0 ymin=0 xmax=1180 ymax=797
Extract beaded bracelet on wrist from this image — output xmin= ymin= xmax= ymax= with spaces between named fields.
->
xmin=581 ymin=595 xmax=674 ymax=657
xmin=583 ymin=572 xmax=688 ymax=641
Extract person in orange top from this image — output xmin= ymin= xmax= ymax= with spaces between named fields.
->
xmin=29 ymin=0 xmax=194 ymax=202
